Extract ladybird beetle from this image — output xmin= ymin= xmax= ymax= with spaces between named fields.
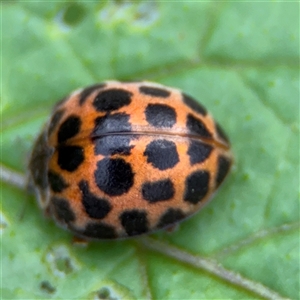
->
xmin=28 ymin=81 xmax=232 ymax=239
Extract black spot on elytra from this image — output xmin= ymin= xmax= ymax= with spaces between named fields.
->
xmin=51 ymin=197 xmax=75 ymax=223
xmin=187 ymin=140 xmax=213 ymax=165
xmin=139 ymin=86 xmax=171 ymax=98
xmin=82 ymin=222 xmax=117 ymax=239
xmin=216 ymin=156 xmax=231 ymax=187
xmin=182 ymin=93 xmax=207 ymax=116
xmin=94 ymin=135 xmax=135 ymax=156
xmin=187 ymin=114 xmax=212 ymax=138
xmin=215 ymin=122 xmax=230 ymax=144
xmin=95 ymin=158 xmax=134 ymax=196
xmin=93 ymin=88 xmax=132 ymax=112
xmin=142 ymin=179 xmax=175 ymax=203
xmin=93 ymin=113 xmax=132 ymax=136
xmin=184 ymin=170 xmax=210 ymax=204
xmin=145 ymin=104 xmax=176 ymax=128
xmin=79 ymin=83 xmax=106 ymax=105
xmin=144 ymin=139 xmax=179 ymax=170
xmin=48 ymin=109 xmax=65 ymax=136
xmin=48 ymin=170 xmax=68 ymax=193
xmin=79 ymin=181 xmax=111 ymax=219
xmin=57 ymin=145 xmax=84 ymax=172
xmin=157 ymin=208 xmax=185 ymax=228
xmin=120 ymin=210 xmax=148 ymax=236
xmin=57 ymin=116 xmax=81 ymax=144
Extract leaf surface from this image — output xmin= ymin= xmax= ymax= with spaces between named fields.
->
xmin=1 ymin=2 xmax=299 ymax=299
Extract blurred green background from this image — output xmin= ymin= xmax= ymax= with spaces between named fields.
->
xmin=1 ymin=1 xmax=299 ymax=299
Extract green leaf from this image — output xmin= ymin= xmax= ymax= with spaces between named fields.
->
xmin=1 ymin=2 xmax=299 ymax=299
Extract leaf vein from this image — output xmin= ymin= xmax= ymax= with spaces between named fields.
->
xmin=135 ymin=244 xmax=153 ymax=300
xmin=0 ymin=164 xmax=27 ymax=190
xmin=140 ymin=237 xmax=292 ymax=300
xmin=212 ymin=221 xmax=300 ymax=259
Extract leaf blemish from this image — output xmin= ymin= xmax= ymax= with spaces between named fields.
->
xmin=40 ymin=280 xmax=56 ymax=294
xmin=96 ymin=286 xmax=119 ymax=300
xmin=0 ymin=212 xmax=9 ymax=234
xmin=45 ymin=245 xmax=79 ymax=277
xmin=54 ymin=4 xmax=86 ymax=32
xmin=98 ymin=2 xmax=159 ymax=28
xmin=134 ymin=2 xmax=159 ymax=27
